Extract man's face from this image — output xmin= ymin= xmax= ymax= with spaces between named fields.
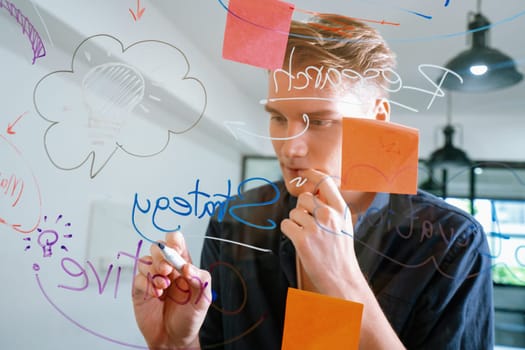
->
xmin=266 ymin=68 xmax=373 ymax=197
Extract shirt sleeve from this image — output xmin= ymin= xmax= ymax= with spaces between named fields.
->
xmin=404 ymin=220 xmax=495 ymax=350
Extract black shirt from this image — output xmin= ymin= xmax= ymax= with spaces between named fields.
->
xmin=199 ymin=180 xmax=494 ymax=349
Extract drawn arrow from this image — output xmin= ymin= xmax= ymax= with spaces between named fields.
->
xmin=129 ymin=0 xmax=145 ymax=21
xmin=224 ymin=113 xmax=309 ymax=141
xmin=6 ymin=111 xmax=28 ymax=135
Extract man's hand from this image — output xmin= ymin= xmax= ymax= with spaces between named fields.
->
xmin=132 ymin=231 xmax=211 ymax=349
xmin=282 ymin=169 xmax=406 ymax=349
xmin=281 ymin=168 xmax=366 ymax=298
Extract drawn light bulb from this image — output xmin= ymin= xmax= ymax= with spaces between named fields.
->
xmin=82 ymin=63 xmax=145 ymax=146
xmin=37 ymin=229 xmax=59 ymax=258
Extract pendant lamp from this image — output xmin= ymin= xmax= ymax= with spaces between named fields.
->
xmin=427 ymin=94 xmax=471 ymax=170
xmin=440 ymin=0 xmax=523 ymax=92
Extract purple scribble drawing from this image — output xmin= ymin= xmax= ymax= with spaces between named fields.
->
xmin=25 ymin=214 xmax=73 ymax=256
xmin=0 ymin=0 xmax=46 ymax=64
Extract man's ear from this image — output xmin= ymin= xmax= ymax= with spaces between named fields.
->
xmin=373 ymin=98 xmax=390 ymax=121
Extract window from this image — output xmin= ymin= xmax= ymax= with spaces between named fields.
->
xmin=446 ymin=197 xmax=525 ymax=286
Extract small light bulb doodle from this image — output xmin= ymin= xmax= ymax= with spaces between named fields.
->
xmin=23 ymin=214 xmax=73 ymax=257
xmin=37 ymin=229 xmax=59 ymax=257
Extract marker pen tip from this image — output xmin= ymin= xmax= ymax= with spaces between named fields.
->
xmin=157 ymin=242 xmax=165 ymax=249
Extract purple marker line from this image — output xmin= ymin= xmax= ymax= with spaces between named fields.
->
xmin=23 ymin=237 xmax=31 ymax=241
xmin=24 ymin=245 xmax=31 ymax=251
xmin=63 ymin=234 xmax=73 ymax=238
xmin=60 ymin=245 xmax=68 ymax=252
xmin=35 ymin=274 xmax=149 ymax=349
xmin=55 ymin=214 xmax=63 ymax=223
xmin=44 ymin=215 xmax=47 ymax=222
xmin=0 ymin=0 xmax=46 ymax=63
xmin=65 ymin=222 xmax=71 ymax=227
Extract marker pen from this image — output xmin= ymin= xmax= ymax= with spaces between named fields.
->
xmin=157 ymin=242 xmax=187 ymax=272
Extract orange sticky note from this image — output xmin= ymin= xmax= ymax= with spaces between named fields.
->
xmin=281 ymin=288 xmax=363 ymax=350
xmin=341 ymin=118 xmax=419 ymax=194
xmin=222 ymin=0 xmax=294 ymax=69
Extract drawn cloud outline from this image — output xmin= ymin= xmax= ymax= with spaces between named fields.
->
xmin=33 ymin=34 xmax=207 ymax=178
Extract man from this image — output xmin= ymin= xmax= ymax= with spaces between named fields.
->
xmin=132 ymin=14 xmax=494 ymax=349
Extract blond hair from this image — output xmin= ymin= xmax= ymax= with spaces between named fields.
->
xmin=283 ymin=14 xmax=397 ymax=96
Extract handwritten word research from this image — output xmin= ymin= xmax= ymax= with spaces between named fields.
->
xmin=272 ymin=47 xmax=462 ymax=112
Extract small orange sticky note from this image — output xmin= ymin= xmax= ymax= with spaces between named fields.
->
xmin=222 ymin=0 xmax=294 ymax=69
xmin=341 ymin=118 xmax=419 ymax=194
xmin=281 ymin=288 xmax=363 ymax=350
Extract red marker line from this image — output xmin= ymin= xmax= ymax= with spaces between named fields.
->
xmin=129 ymin=0 xmax=145 ymax=21
xmin=295 ymin=7 xmax=400 ymax=27
xmin=6 ymin=111 xmax=28 ymax=135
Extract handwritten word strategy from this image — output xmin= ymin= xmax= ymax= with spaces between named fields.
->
xmin=270 ymin=47 xmax=462 ymax=113
xmin=132 ymin=177 xmax=281 ymax=239
xmin=130 ymin=175 xmax=523 ymax=273
xmin=0 ymin=0 xmax=46 ymax=64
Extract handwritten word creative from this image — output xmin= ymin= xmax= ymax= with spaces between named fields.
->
xmin=132 ymin=177 xmax=281 ymax=241
xmin=36 ymin=238 xmax=261 ymax=348
xmin=0 ymin=0 xmax=46 ymax=64
xmin=57 ymin=239 xmax=147 ymax=298
xmin=271 ymin=47 xmax=462 ymax=112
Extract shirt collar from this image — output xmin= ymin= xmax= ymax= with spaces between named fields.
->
xmin=354 ymin=192 xmax=390 ymax=232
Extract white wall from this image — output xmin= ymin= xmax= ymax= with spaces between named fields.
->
xmin=0 ymin=1 xmax=261 ymax=349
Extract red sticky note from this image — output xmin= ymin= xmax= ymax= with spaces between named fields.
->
xmin=222 ymin=0 xmax=294 ymax=69
xmin=281 ymin=288 xmax=363 ymax=350
xmin=341 ymin=118 xmax=419 ymax=194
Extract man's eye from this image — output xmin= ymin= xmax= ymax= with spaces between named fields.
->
xmin=270 ymin=115 xmax=287 ymax=124
xmin=310 ymin=119 xmax=334 ymax=127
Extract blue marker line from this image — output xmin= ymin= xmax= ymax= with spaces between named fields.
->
xmin=406 ymin=9 xmax=432 ymax=20
xmin=353 ymin=0 xmax=433 ymax=20
xmin=217 ymin=0 xmax=525 ymax=44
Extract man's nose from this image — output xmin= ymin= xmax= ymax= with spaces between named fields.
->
xmin=281 ymin=122 xmax=308 ymax=158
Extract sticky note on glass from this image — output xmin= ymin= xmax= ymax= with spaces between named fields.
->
xmin=281 ymin=288 xmax=363 ymax=350
xmin=222 ymin=0 xmax=294 ymax=69
xmin=341 ymin=118 xmax=419 ymax=194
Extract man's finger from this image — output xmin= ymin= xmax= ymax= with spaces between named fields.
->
xmin=299 ymin=169 xmax=347 ymax=211
xmin=165 ymin=231 xmax=193 ymax=263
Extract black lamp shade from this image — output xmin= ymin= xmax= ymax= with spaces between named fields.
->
xmin=440 ymin=12 xmax=523 ymax=92
xmin=442 ymin=46 xmax=523 ymax=92
xmin=428 ymin=125 xmax=471 ymax=169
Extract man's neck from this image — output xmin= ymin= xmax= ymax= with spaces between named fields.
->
xmin=341 ymin=191 xmax=376 ymax=226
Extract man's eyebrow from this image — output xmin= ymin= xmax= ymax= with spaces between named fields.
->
xmin=264 ymin=105 xmax=279 ymax=114
xmin=264 ymin=105 xmax=338 ymax=118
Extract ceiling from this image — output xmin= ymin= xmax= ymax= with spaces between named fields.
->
xmin=3 ymin=0 xmax=524 ymax=159
xmin=157 ymin=0 xmax=525 ymax=124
